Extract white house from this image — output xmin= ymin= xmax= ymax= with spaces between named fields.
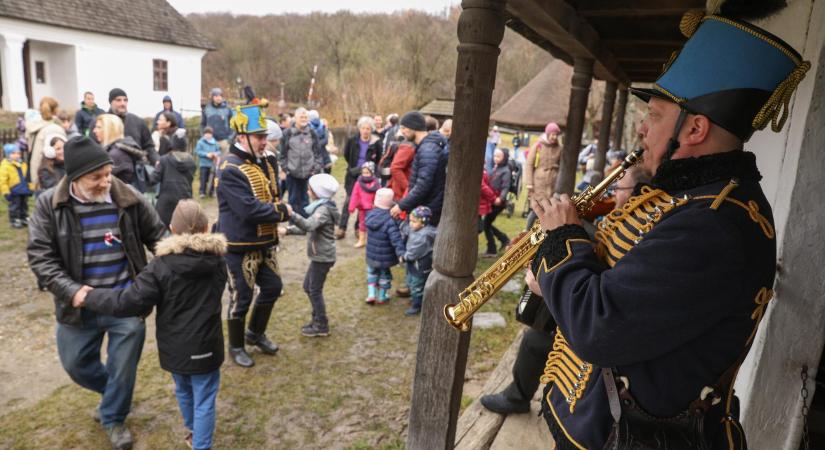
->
xmin=0 ymin=0 xmax=213 ymax=118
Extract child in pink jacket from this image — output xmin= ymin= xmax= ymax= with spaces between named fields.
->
xmin=348 ymin=162 xmax=380 ymax=248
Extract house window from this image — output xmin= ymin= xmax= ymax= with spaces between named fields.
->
xmin=153 ymin=59 xmax=168 ymax=91
xmin=35 ymin=61 xmax=45 ymax=84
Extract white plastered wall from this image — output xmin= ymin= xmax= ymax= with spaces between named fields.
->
xmin=0 ymin=17 xmax=206 ymax=118
xmin=732 ymin=1 xmax=825 ymax=448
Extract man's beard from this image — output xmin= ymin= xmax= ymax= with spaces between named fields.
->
xmin=76 ymin=183 xmax=110 ymax=203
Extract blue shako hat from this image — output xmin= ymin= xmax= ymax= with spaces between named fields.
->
xmin=229 ymin=100 xmax=269 ymax=135
xmin=631 ymin=4 xmax=810 ymax=142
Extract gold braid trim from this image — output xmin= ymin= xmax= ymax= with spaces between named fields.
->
xmin=264 ymin=247 xmax=279 ymax=276
xmin=693 ymin=195 xmax=775 ymax=239
xmin=541 ymin=329 xmax=592 ymax=413
xmin=746 ymin=287 xmax=774 ymax=345
xmin=710 ymin=179 xmax=738 ymax=210
xmin=241 ymin=251 xmax=263 ymax=288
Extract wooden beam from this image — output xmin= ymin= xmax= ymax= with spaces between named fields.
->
xmin=407 ymin=1 xmax=506 ymax=448
xmin=576 ymin=0 xmax=703 ymax=17
xmin=505 ymin=0 xmax=629 ymax=84
xmin=604 ymin=38 xmax=684 ymax=47
xmin=556 ymin=58 xmax=595 ymax=194
xmin=593 ymin=80 xmax=617 ymax=177
xmin=612 ymin=86 xmax=629 ymax=151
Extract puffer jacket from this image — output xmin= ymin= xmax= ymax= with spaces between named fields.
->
xmin=27 ymin=176 xmax=167 ymax=326
xmin=0 ymin=159 xmax=33 ymax=197
xmin=364 ymin=208 xmax=405 ymax=269
xmin=478 ymin=169 xmax=497 ymax=216
xmin=201 ymin=101 xmax=233 ymax=141
xmin=151 ymin=150 xmax=196 ymax=227
xmin=403 ymin=224 xmax=437 ymax=276
xmin=489 ymin=152 xmax=511 ymax=203
xmin=83 ymin=233 xmax=227 ymax=375
xmin=397 ymin=132 xmax=449 ymax=222
xmin=348 ymin=176 xmax=379 ymax=213
xmin=106 ymin=136 xmax=147 ymax=187
xmin=290 ymin=199 xmax=340 ymax=263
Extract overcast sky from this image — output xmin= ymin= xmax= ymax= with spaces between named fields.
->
xmin=167 ymin=0 xmax=458 ymax=16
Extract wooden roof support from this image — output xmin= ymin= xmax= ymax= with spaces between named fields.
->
xmin=505 ymin=0 xmax=629 ymax=84
xmin=406 ymin=1 xmax=506 ymax=448
xmin=593 ymin=80 xmax=618 ymax=177
xmin=612 ymin=86 xmax=629 ymax=151
xmin=556 ymin=57 xmax=595 ymax=194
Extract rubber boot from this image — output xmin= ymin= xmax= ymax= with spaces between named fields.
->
xmin=376 ymin=288 xmax=390 ymax=305
xmin=354 ymin=232 xmax=366 ymax=248
xmin=227 ymin=318 xmax=254 ymax=368
xmin=365 ymin=284 xmax=377 ymax=304
xmin=245 ymin=303 xmax=279 ymax=355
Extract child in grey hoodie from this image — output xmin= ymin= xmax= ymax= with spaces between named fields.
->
xmin=283 ymin=173 xmax=341 ymax=336
xmin=402 ymin=206 xmax=437 ymax=316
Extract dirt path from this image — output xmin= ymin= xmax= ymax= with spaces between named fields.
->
xmin=0 ymin=192 xmax=362 ymax=417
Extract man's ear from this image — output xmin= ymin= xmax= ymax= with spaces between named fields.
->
xmin=682 ymin=114 xmax=712 ymax=146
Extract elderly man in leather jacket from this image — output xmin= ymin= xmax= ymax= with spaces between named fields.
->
xmin=27 ymin=136 xmax=166 ymax=450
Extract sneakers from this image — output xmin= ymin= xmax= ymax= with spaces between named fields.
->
xmin=404 ymin=306 xmax=421 ymax=316
xmin=500 ymin=239 xmax=511 ymax=252
xmin=11 ymin=219 xmax=24 ymax=229
xmin=105 ymin=423 xmax=134 ymax=450
xmin=301 ymin=320 xmax=330 ymax=337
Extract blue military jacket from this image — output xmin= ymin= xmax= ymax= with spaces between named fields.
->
xmin=216 ymin=145 xmax=289 ymax=253
xmin=533 ymin=151 xmax=775 ymax=449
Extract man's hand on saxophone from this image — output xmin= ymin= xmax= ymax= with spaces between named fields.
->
xmin=530 ymin=193 xmax=582 ymax=231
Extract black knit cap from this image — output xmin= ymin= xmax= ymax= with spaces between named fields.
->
xmin=108 ymin=87 xmax=127 ymax=103
xmin=400 ymin=111 xmax=426 ymax=132
xmin=65 ymin=136 xmax=113 ymax=181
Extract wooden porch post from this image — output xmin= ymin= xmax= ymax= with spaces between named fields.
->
xmin=406 ymin=1 xmax=506 ymax=449
xmin=612 ymin=85 xmax=629 ymax=151
xmin=555 ymin=57 xmax=595 ymax=194
xmin=592 ymin=80 xmax=618 ymax=181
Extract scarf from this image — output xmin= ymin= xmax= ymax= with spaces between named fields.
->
xmin=304 ymin=198 xmax=332 ymax=216
xmin=358 ymin=175 xmax=380 ymax=193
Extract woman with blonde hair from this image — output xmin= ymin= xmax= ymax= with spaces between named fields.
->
xmin=24 ymin=96 xmax=65 ymax=190
xmin=94 ymin=113 xmax=148 ymax=190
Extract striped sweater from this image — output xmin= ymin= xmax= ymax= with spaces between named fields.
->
xmin=73 ymin=200 xmax=132 ymax=289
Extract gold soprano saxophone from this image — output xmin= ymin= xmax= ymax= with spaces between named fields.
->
xmin=443 ymin=148 xmax=644 ymax=331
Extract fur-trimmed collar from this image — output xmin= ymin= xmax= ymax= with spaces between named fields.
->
xmin=651 ymin=150 xmax=762 ymax=192
xmin=155 ymin=233 xmax=227 ymax=257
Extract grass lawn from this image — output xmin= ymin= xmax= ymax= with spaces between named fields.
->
xmin=0 ymin=157 xmax=534 ymax=449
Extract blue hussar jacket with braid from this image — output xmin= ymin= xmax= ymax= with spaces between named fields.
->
xmin=216 ymin=145 xmax=289 ymax=253
xmin=532 ymin=151 xmax=775 ymax=449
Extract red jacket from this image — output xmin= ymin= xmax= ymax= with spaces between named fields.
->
xmin=348 ymin=176 xmax=380 ymax=213
xmin=478 ymin=170 xmax=497 ymax=216
xmin=387 ymin=142 xmax=415 ymax=201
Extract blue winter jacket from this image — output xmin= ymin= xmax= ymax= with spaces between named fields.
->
xmin=195 ymin=136 xmax=220 ymax=168
xmin=397 ymin=132 xmax=449 ymax=222
xmin=365 ymin=208 xmax=406 ymax=269
xmin=201 ymin=101 xmax=233 ymax=141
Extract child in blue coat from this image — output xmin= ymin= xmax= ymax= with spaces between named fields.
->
xmin=195 ymin=127 xmax=219 ymax=198
xmin=364 ymin=188 xmax=405 ymax=304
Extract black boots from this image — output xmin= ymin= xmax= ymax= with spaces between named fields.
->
xmin=245 ymin=303 xmax=279 ymax=354
xmin=227 ymin=318 xmax=254 ymax=368
xmin=480 ymin=383 xmax=532 ymax=415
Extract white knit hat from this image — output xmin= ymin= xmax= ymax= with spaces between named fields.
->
xmin=43 ymin=133 xmax=66 ymax=159
xmin=308 ymin=173 xmax=339 ymax=199
xmin=374 ymin=188 xmax=395 ymax=209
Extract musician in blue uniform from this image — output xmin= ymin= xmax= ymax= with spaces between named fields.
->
xmin=527 ymin=2 xmax=810 ymax=448
xmin=216 ymin=101 xmax=291 ymax=367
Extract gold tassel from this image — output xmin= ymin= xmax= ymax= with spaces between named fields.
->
xmin=752 ymin=61 xmax=812 ymax=132
xmin=680 ymin=10 xmax=705 ymax=38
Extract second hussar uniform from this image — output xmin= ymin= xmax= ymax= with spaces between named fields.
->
xmin=216 ymin=102 xmax=290 ymax=367
xmin=531 ymin=4 xmax=809 ymax=449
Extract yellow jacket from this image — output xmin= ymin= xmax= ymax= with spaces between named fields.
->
xmin=0 ymin=159 xmax=33 ymax=196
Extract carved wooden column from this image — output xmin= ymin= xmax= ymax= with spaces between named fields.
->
xmin=612 ymin=85 xmax=629 ymax=151
xmin=407 ymin=1 xmax=506 ymax=449
xmin=592 ymin=80 xmax=618 ymax=182
xmin=555 ymin=57 xmax=594 ymax=194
